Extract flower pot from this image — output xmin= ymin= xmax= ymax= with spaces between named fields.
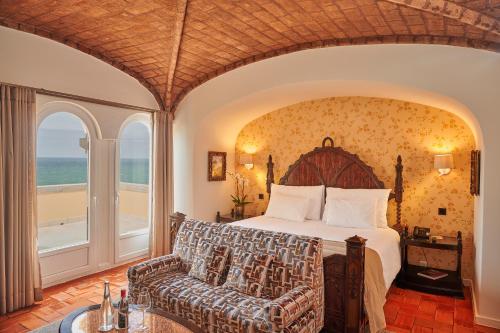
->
xmin=234 ymin=205 xmax=245 ymax=218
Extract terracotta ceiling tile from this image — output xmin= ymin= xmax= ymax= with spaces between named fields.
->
xmin=0 ymin=0 xmax=497 ymax=111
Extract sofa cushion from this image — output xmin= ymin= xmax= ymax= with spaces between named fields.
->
xmin=188 ymin=239 xmax=230 ymax=286
xmin=210 ymin=289 xmax=273 ymax=332
xmin=173 ymin=219 xmax=219 ymax=272
xmin=147 ymin=272 xmax=214 ymax=313
xmin=223 ymin=251 xmax=273 ymax=298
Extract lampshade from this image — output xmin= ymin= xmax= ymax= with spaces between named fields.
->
xmin=239 ymin=153 xmax=253 ymax=165
xmin=434 ymin=153 xmax=454 ymax=175
xmin=434 ymin=154 xmax=454 ymax=169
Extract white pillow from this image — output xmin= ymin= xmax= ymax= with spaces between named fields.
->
xmin=271 ymin=184 xmax=324 ymax=220
xmin=322 ymin=197 xmax=378 ymax=229
xmin=265 ymin=192 xmax=310 ymax=223
xmin=326 ymin=188 xmax=391 ymax=228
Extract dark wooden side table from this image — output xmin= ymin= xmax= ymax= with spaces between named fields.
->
xmin=396 ymin=226 xmax=464 ymax=298
xmin=215 ymin=211 xmax=256 ymax=223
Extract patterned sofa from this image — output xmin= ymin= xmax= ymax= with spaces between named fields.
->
xmin=128 ymin=219 xmax=324 ymax=333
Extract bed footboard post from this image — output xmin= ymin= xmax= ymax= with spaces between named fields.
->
xmin=169 ymin=212 xmax=186 ymax=253
xmin=266 ymin=154 xmax=274 ymax=197
xmin=345 ymin=235 xmax=366 ymax=333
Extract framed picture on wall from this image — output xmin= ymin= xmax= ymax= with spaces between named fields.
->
xmin=208 ymin=151 xmax=226 ymax=181
xmin=470 ymin=150 xmax=480 ymax=196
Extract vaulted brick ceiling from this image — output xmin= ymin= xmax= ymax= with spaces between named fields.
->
xmin=1 ymin=0 xmax=498 ymax=111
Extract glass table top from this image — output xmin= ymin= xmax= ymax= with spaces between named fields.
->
xmin=62 ymin=305 xmax=197 ymax=333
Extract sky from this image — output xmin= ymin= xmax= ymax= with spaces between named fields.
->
xmin=37 ymin=112 xmax=150 ymax=159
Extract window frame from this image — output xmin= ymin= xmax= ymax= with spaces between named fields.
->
xmin=114 ymin=113 xmax=153 ymax=262
xmin=36 ymin=101 xmax=101 ymax=256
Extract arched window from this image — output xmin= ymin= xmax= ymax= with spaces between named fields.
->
xmin=36 ymin=112 xmax=89 ymax=251
xmin=117 ymin=119 xmax=151 ymax=239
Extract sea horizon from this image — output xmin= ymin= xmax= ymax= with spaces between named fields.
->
xmin=37 ymin=156 xmax=149 ymax=186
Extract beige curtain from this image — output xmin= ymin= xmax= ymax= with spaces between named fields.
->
xmin=0 ymin=84 xmax=43 ymax=315
xmin=150 ymin=110 xmax=174 ymax=257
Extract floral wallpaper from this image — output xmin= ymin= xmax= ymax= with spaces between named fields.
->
xmin=235 ymin=97 xmax=475 ymax=279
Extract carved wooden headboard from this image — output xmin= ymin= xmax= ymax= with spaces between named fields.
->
xmin=266 ymin=137 xmax=404 ymax=231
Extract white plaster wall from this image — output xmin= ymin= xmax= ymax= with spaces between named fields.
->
xmin=0 ymin=26 xmax=158 ymax=109
xmin=0 ymin=25 xmax=157 ymax=284
xmin=173 ymin=44 xmax=500 ymax=325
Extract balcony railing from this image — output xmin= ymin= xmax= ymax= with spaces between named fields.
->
xmin=37 ymin=183 xmax=149 ymax=251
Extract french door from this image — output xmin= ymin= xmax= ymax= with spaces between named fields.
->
xmin=114 ymin=117 xmax=152 ymax=263
xmin=36 ymin=102 xmax=152 ymax=286
xmin=36 ymin=105 xmax=98 ymax=286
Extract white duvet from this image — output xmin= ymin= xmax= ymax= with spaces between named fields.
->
xmin=232 ymin=215 xmax=401 ymax=289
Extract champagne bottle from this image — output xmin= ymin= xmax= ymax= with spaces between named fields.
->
xmin=98 ymin=281 xmax=114 ymax=332
xmin=116 ymin=289 xmax=129 ymax=329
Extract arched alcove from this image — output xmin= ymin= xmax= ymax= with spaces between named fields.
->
xmin=234 ymin=96 xmax=476 ymax=279
xmin=173 ymin=44 xmax=500 ymax=325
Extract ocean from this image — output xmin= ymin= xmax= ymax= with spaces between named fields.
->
xmin=36 ymin=157 xmax=149 ymax=186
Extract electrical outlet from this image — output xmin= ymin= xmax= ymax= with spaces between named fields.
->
xmin=258 ymin=193 xmax=264 ymax=200
xmin=419 ymin=260 xmax=428 ymax=267
xmin=438 ymin=207 xmax=447 ymax=216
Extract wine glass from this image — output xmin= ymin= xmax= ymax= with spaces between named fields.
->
xmin=136 ymin=290 xmax=151 ymax=332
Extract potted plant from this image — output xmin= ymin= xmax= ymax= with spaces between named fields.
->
xmin=228 ymin=172 xmax=252 ymax=217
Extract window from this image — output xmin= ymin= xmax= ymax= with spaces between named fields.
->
xmin=118 ymin=121 xmax=151 ymax=236
xmin=36 ymin=112 xmax=89 ymax=252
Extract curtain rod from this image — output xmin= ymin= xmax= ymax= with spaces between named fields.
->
xmin=1 ymin=81 xmax=162 ymax=113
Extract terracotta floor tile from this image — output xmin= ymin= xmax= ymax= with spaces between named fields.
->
xmin=437 ymin=303 xmax=455 ymax=312
xmin=412 ymin=325 xmax=434 ymax=333
xmin=404 ymin=295 xmax=422 ymax=306
xmin=394 ymin=312 xmax=416 ymax=330
xmin=16 ymin=313 xmax=48 ymax=330
xmin=414 ymin=317 xmax=453 ymax=332
xmin=454 ymin=325 xmax=475 ymax=333
xmin=0 ymin=323 xmax=28 ymax=333
xmin=435 ymin=309 xmax=454 ymax=325
xmin=455 ymin=299 xmax=473 ymax=309
xmin=387 ymin=324 xmax=411 ymax=333
xmin=436 ymin=296 xmax=456 ymax=306
xmin=419 ymin=300 xmax=438 ymax=315
xmin=0 ymin=266 xmax=495 ymax=333
xmin=455 ymin=307 xmax=474 ymax=321
xmin=31 ymin=305 xmax=64 ymax=322
xmin=455 ymin=319 xmax=475 ymax=329
xmin=385 ymin=303 xmax=399 ymax=325
xmin=50 ymin=291 xmax=72 ymax=302
xmin=415 ymin=311 xmax=436 ymax=322
xmin=414 ymin=317 xmax=436 ymax=329
xmin=88 ymin=295 xmax=103 ymax=304
xmin=434 ymin=325 xmax=454 ymax=333
xmin=389 ymin=294 xmax=406 ymax=303
xmin=399 ymin=303 xmax=421 ymax=315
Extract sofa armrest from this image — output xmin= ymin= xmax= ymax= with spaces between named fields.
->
xmin=269 ymin=285 xmax=316 ymax=330
xmin=127 ymin=254 xmax=181 ymax=284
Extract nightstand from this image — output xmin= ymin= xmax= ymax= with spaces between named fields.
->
xmin=396 ymin=227 xmax=464 ymax=298
xmin=215 ymin=211 xmax=256 ymax=223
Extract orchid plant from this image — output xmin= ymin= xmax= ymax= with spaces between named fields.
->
xmin=227 ymin=172 xmax=252 ymax=207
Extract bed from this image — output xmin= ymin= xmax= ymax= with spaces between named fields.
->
xmin=236 ymin=137 xmax=403 ymax=333
xmin=169 ymin=137 xmax=404 ymax=333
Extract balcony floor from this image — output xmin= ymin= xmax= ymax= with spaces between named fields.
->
xmin=38 ymin=216 xmax=148 ymax=251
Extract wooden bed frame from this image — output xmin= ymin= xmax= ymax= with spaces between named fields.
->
xmin=265 ymin=137 xmax=404 ymax=333
xmin=169 ymin=136 xmax=404 ymax=333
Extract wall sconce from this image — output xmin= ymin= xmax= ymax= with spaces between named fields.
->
xmin=434 ymin=153 xmax=454 ymax=176
xmin=240 ymin=153 xmax=253 ymax=170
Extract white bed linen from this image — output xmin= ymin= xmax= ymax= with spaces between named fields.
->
xmin=232 ymin=215 xmax=401 ymax=289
